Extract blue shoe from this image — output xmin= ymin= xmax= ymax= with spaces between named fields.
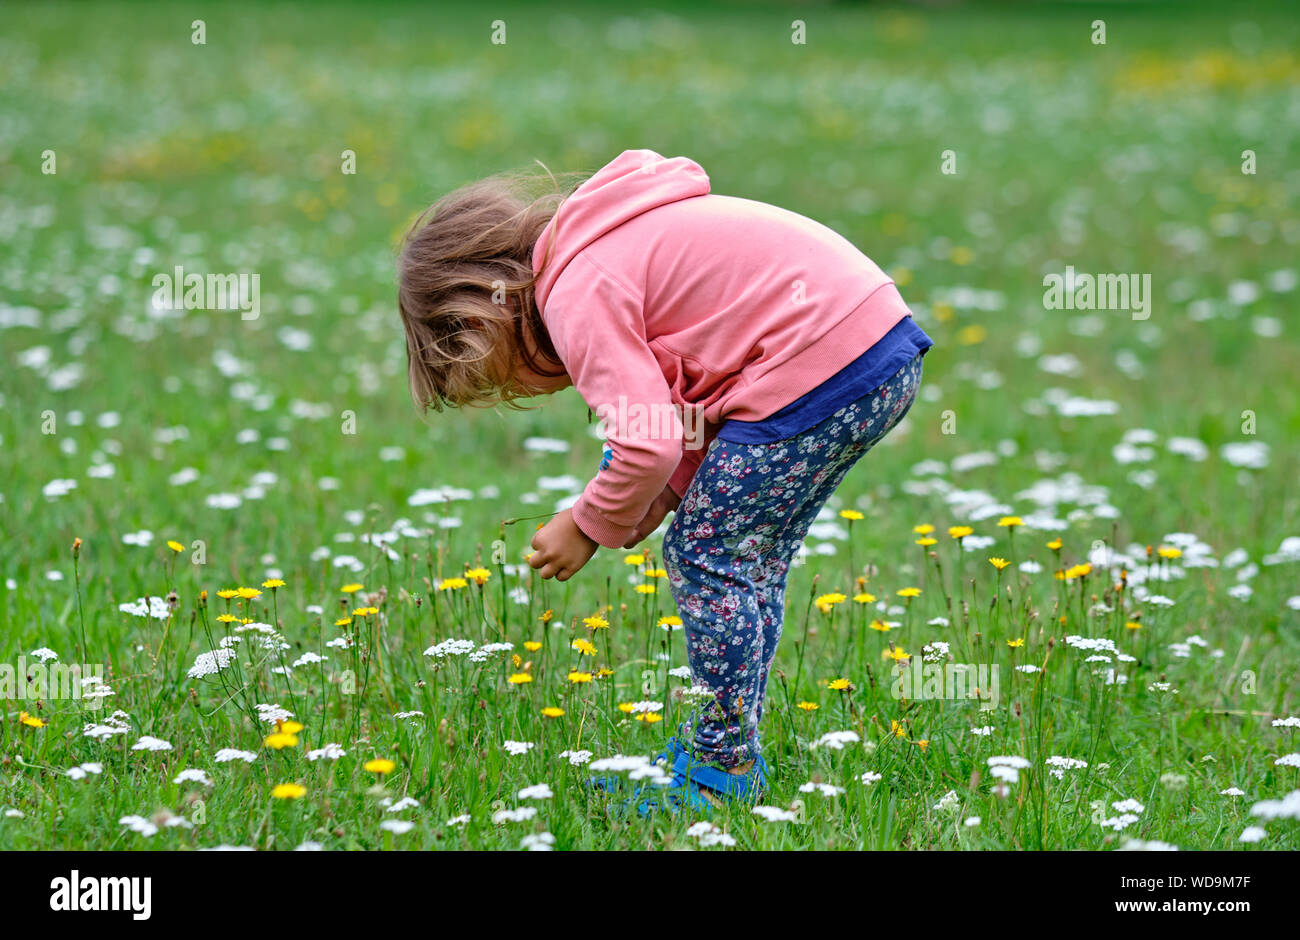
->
xmin=620 ymin=749 xmax=770 ymax=818
xmin=585 ymin=737 xmax=685 ymax=793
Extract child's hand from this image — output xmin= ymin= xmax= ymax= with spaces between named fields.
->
xmin=528 ymin=508 xmax=598 ymax=581
xmin=621 ymin=485 xmax=682 ymax=549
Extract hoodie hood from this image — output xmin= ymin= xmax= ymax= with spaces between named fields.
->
xmin=531 ymin=149 xmax=711 ymax=309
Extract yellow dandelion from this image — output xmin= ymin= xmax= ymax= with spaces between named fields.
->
xmin=658 ymin=615 xmax=683 ymax=628
xmin=216 ymin=613 xmax=239 ymax=623
xmin=541 ymin=706 xmax=565 ymax=718
xmin=236 ymin=587 xmax=261 ymax=600
xmin=262 ymin=578 xmax=285 ymax=589
xmin=507 ymin=672 xmax=533 ymax=685
xmin=1047 ymin=538 xmax=1063 ymax=551
xmin=913 ymin=524 xmax=935 ymax=535
xmin=567 ymin=671 xmax=593 ymax=684
xmin=523 ymin=641 xmax=542 ymax=652
xmin=571 ymin=639 xmax=597 ymax=656
xmin=870 ymin=619 xmax=891 ymax=632
xmin=334 ymin=616 xmax=352 ymax=627
xmin=989 ymin=557 xmax=1010 ymax=571
xmin=948 ymin=525 xmax=973 ymax=539
xmin=271 ymin=783 xmax=306 ymax=800
xmin=1007 ymin=638 xmax=1025 ymax=648
xmin=636 ymin=712 xmax=664 ymax=724
xmin=896 ymin=587 xmax=921 ymax=598
xmin=635 ymin=584 xmax=657 ymax=595
xmin=216 ymin=589 xmax=239 ymax=600
xmin=916 ymin=537 xmax=937 ymax=547
xmin=1157 ymin=546 xmax=1182 ymax=560
xmin=853 ymin=592 xmax=876 ymax=604
xmin=439 ymin=578 xmax=468 ymax=591
xmin=364 ymin=758 xmax=396 ymax=775
xmin=465 ymin=567 xmax=491 ymax=585
xmin=341 ymin=583 xmax=364 ymax=594
xmin=623 ymin=554 xmax=645 ymax=566
xmin=582 ymin=615 xmax=609 ymax=629
xmin=19 ymin=711 xmax=45 ymax=729
xmin=166 ymin=540 xmax=185 ymax=553
xmin=997 ymin=516 xmax=1023 ymax=528
xmin=839 ymin=509 xmax=864 ymax=521
xmin=797 ymin=701 xmax=819 ymax=711
xmin=279 ymin=720 xmax=304 ymax=734
xmin=827 ymin=677 xmax=851 ymax=691
xmin=263 ymin=732 xmax=299 ymax=750
xmin=1125 ymin=620 xmax=1142 ymax=631
xmin=539 ymin=609 xmax=553 ymax=623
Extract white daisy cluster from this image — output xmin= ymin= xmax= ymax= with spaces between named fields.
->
xmin=214 ymin=748 xmax=257 ymax=763
xmin=623 ymin=700 xmax=664 ymax=715
xmin=933 ymin=790 xmax=960 ymax=813
xmin=118 ymin=596 xmax=171 ymax=620
xmin=752 ymin=805 xmax=797 ymax=822
xmin=255 ymin=703 xmax=293 ymax=724
xmin=687 ymin=821 xmax=736 ymax=847
xmin=987 ymin=755 xmax=1030 ymax=783
xmin=187 ymin=647 xmax=237 ymax=679
xmin=922 ymin=640 xmax=950 ymax=663
xmin=492 ymin=806 xmax=537 ymax=824
xmin=131 ymin=735 xmax=172 ymax=752
xmin=1044 ymin=755 xmax=1088 ymax=780
xmin=65 ymin=762 xmax=103 ymax=781
xmin=83 ymin=711 xmax=131 ymax=740
xmin=810 ymin=730 xmax=859 ymax=750
xmin=589 ymin=753 xmax=673 ymax=785
xmin=469 ymin=641 xmax=514 ymax=663
xmin=424 ymin=638 xmax=475 ymax=659
xmin=1098 ymin=798 xmax=1145 ymax=832
xmin=1249 ymin=790 xmax=1300 ymax=821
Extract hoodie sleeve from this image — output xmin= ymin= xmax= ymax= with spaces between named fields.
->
xmin=544 ymin=253 xmax=682 ymax=548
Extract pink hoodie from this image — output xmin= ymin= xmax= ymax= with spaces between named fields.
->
xmin=531 ymin=149 xmax=913 ymax=549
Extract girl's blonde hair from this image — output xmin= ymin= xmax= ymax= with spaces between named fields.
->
xmin=396 ymin=165 xmax=583 ymax=412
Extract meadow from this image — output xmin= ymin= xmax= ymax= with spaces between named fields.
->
xmin=1 ymin=0 xmax=1298 ymax=851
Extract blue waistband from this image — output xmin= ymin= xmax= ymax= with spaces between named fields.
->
xmin=717 ymin=317 xmax=933 ymax=444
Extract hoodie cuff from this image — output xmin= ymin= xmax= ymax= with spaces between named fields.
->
xmin=570 ymin=496 xmax=636 ymax=549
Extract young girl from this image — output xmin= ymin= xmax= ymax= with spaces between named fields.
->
xmin=398 ymin=149 xmax=932 ymax=813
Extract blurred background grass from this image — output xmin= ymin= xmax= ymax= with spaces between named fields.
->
xmin=1 ymin=0 xmax=1297 ymax=603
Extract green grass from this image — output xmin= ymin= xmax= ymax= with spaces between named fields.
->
xmin=1 ymin=0 xmax=1298 ymax=850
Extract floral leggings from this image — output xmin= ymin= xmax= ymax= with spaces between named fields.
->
xmin=662 ymin=352 xmax=924 ymax=769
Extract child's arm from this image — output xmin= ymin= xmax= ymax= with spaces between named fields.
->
xmin=620 ymin=483 xmax=681 ymax=549
xmin=527 ymin=255 xmax=684 ymax=573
